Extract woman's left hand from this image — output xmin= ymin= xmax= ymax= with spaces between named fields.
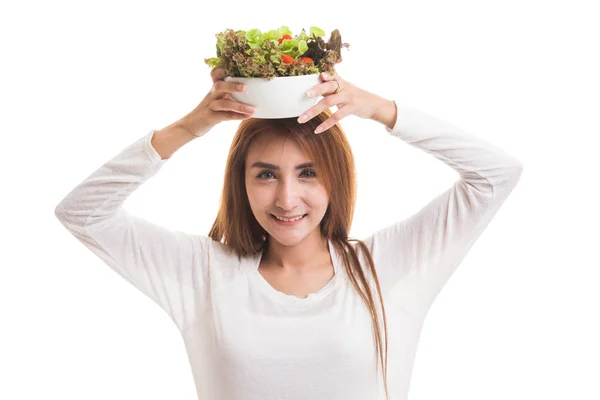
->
xmin=297 ymin=71 xmax=391 ymax=134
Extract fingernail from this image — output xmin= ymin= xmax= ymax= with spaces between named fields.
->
xmin=298 ymin=114 xmax=308 ymax=123
xmin=314 ymin=126 xmax=324 ymax=134
xmin=306 ymin=90 xmax=315 ymax=98
xmin=322 ymin=72 xmax=329 ymax=79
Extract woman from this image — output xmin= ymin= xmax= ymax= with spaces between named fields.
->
xmin=55 ymin=67 xmax=523 ymax=400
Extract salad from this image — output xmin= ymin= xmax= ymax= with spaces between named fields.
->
xmin=204 ymin=26 xmax=350 ymax=80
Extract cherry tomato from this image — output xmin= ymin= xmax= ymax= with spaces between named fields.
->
xmin=278 ymin=34 xmax=293 ymax=44
xmin=281 ymin=54 xmax=295 ymax=64
xmin=299 ymin=57 xmax=313 ymax=63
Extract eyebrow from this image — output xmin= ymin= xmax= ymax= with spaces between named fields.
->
xmin=250 ymin=161 xmax=314 ymax=170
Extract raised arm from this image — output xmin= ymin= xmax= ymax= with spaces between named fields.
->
xmin=54 ymin=68 xmax=260 ymax=330
xmin=363 ymin=99 xmax=523 ymax=316
xmin=54 ymin=130 xmax=213 ymax=331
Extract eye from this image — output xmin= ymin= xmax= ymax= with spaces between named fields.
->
xmin=256 ymin=169 xmax=317 ymax=180
xmin=301 ymin=169 xmax=317 ymax=178
xmin=257 ymin=171 xmax=275 ymax=180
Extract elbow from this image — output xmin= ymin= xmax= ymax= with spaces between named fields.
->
xmin=510 ymin=160 xmax=524 ymax=180
xmin=54 ymin=204 xmax=68 ymax=224
xmin=491 ymin=161 xmax=524 ymax=200
xmin=54 ymin=205 xmax=64 ymax=219
xmin=54 ymin=202 xmax=64 ymax=219
xmin=513 ymin=158 xmax=524 ymax=171
xmin=54 ymin=197 xmax=71 ymax=221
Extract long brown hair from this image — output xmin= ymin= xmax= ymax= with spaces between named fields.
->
xmin=208 ymin=108 xmax=389 ymax=399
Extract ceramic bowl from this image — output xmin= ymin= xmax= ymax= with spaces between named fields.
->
xmin=224 ymin=74 xmax=322 ymax=119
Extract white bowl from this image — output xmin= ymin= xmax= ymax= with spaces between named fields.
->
xmin=224 ymin=74 xmax=322 ymax=119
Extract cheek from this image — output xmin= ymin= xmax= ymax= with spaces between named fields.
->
xmin=246 ymin=185 xmax=271 ymax=209
xmin=309 ymin=187 xmax=329 ymax=207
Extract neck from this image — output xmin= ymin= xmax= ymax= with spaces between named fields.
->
xmin=261 ymin=233 xmax=330 ymax=273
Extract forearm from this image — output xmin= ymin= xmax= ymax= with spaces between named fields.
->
xmin=371 ymin=97 xmax=398 ymax=130
xmin=384 ymin=99 xmax=523 ymax=196
xmin=55 ymin=130 xmax=165 ymax=231
xmin=151 ymin=119 xmax=198 ymax=160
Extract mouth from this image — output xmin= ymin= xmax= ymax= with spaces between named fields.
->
xmin=270 ymin=213 xmax=308 ymax=225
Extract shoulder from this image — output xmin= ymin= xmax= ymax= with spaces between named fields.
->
xmin=195 ymin=235 xmax=257 ymax=278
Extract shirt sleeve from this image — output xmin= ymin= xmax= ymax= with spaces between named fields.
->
xmin=362 ymin=100 xmax=524 ymax=316
xmin=54 ymin=129 xmax=211 ymax=332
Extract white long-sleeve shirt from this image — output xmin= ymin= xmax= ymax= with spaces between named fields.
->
xmin=55 ymin=99 xmax=523 ymax=400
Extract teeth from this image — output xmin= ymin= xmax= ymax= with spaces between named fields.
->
xmin=275 ymin=215 xmax=304 ymax=222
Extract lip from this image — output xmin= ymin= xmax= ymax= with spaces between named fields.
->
xmin=270 ymin=214 xmax=307 ymax=225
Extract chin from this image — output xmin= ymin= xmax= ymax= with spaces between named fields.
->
xmin=263 ymin=217 xmax=312 ymax=245
xmin=267 ymin=231 xmax=309 ymax=247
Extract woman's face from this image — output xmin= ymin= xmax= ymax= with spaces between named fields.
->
xmin=244 ymin=132 xmax=329 ymax=246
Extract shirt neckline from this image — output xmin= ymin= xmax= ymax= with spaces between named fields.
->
xmin=250 ymin=239 xmax=344 ymax=305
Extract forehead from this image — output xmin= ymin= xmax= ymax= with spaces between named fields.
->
xmin=246 ymin=132 xmax=309 ymax=163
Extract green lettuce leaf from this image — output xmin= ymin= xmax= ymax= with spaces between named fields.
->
xmin=310 ymin=26 xmax=326 ymax=37
xmin=278 ymin=25 xmax=292 ymax=36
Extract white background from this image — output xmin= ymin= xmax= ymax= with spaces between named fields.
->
xmin=2 ymin=0 xmax=599 ymax=399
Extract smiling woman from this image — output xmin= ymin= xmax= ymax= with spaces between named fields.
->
xmin=55 ymin=78 xmax=523 ymax=400
xmin=207 ymin=107 xmax=391 ymax=396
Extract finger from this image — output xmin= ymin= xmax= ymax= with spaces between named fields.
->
xmin=297 ymin=94 xmax=342 ymax=124
xmin=212 ymin=81 xmax=246 ymax=97
xmin=224 ymin=110 xmax=254 ymax=120
xmin=306 ymin=79 xmax=340 ymax=98
xmin=320 ymin=71 xmax=339 ymax=81
xmin=212 ymin=98 xmax=256 ymax=114
xmin=313 ymin=106 xmax=351 ymax=134
xmin=308 ymin=71 xmax=341 ymax=97
xmin=211 ymin=68 xmax=227 ymax=83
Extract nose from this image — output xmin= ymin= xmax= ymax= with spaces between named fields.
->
xmin=275 ymin=179 xmax=300 ymax=210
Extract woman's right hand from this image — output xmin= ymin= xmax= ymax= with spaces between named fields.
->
xmin=179 ymin=68 xmax=256 ymax=138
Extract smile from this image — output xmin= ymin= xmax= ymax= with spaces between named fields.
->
xmin=271 ymin=214 xmax=307 ymax=224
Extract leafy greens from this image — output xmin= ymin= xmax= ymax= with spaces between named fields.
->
xmin=204 ymin=26 xmax=350 ymax=80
